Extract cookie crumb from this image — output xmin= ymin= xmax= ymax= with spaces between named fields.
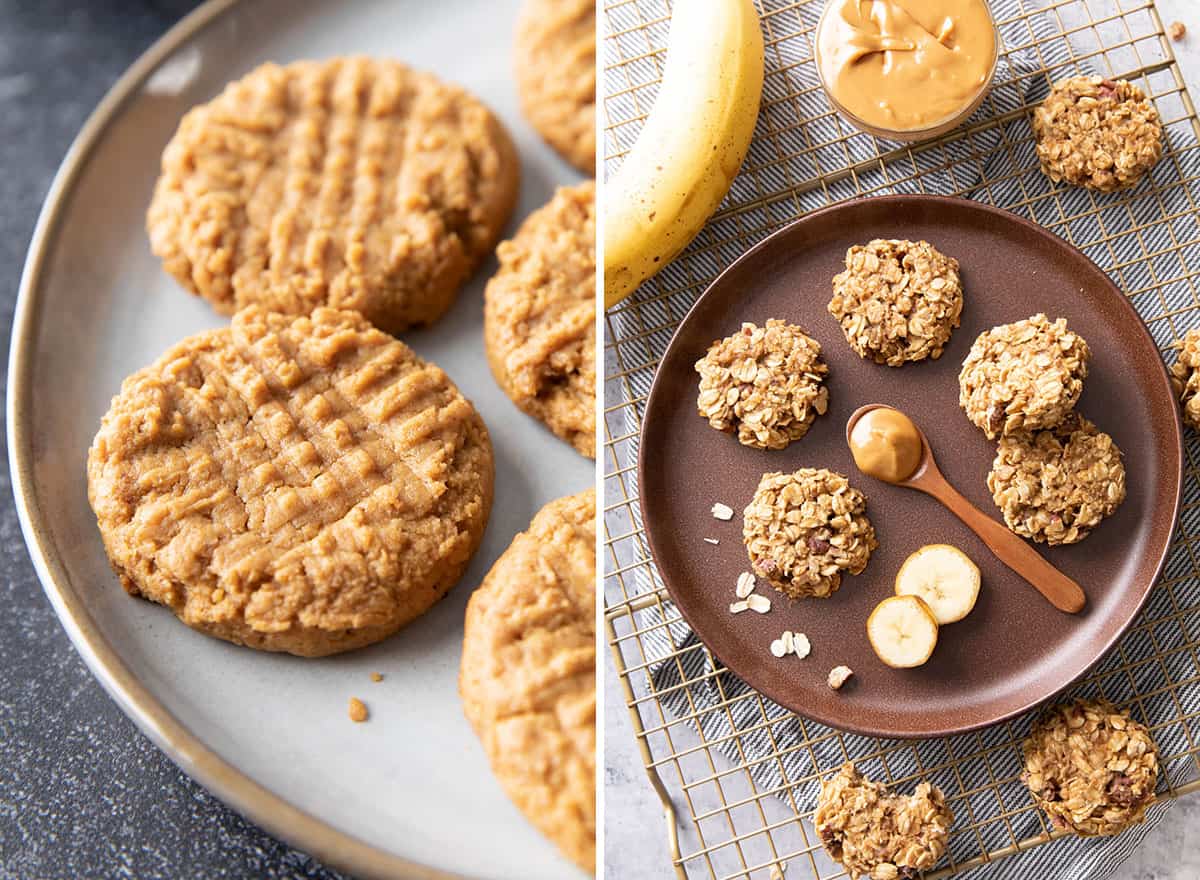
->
xmin=711 ymin=502 xmax=735 ymax=521
xmin=348 ymin=697 xmax=369 ymax=723
xmin=735 ymin=571 xmax=756 ymax=598
xmin=703 ymin=537 xmax=720 ymax=545
xmin=370 ymin=672 xmax=383 ymax=683
xmin=828 ymin=666 xmax=854 ymax=690
xmin=747 ymin=593 xmax=772 ymax=613
xmin=769 ymin=865 xmax=786 ymax=880
xmin=1169 ymin=21 xmax=1186 ymax=41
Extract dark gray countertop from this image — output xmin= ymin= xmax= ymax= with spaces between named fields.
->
xmin=0 ymin=3 xmax=345 ymax=877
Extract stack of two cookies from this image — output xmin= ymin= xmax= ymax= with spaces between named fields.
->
xmin=88 ymin=15 xmax=597 ymax=870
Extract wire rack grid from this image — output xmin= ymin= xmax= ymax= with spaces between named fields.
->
xmin=603 ymin=1 xmax=1200 ymax=878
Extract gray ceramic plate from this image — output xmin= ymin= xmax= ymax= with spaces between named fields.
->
xmin=8 ymin=1 xmax=592 ymax=877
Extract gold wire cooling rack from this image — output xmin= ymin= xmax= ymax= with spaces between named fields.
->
xmin=602 ymin=1 xmax=1200 ymax=878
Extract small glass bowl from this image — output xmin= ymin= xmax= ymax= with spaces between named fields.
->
xmin=814 ymin=0 xmax=1000 ymax=144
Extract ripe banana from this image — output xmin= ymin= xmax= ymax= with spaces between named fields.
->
xmin=603 ymin=0 xmax=765 ymax=308
xmin=867 ymin=595 xmax=939 ymax=669
xmin=895 ymin=544 xmax=981 ymax=625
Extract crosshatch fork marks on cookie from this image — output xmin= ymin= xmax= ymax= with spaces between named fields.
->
xmin=87 ymin=307 xmax=493 ymax=657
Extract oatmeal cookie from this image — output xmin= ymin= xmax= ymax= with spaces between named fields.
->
xmin=815 ymin=762 xmax=953 ymax=880
xmin=1170 ymin=327 xmax=1200 ymax=430
xmin=959 ymin=314 xmax=1091 ymax=438
xmin=742 ymin=469 xmax=876 ymax=599
xmin=828 ymin=239 xmax=964 ymax=366
xmin=514 ymin=0 xmax=596 ymax=174
xmin=485 ymin=181 xmax=596 ymax=457
xmin=1022 ymin=699 xmax=1159 ymax=836
xmin=148 ymin=57 xmax=520 ymax=334
xmin=696 ymin=320 xmax=830 ymax=450
xmin=987 ymin=413 xmax=1125 ymax=545
xmin=460 ymin=490 xmax=596 ymax=872
xmin=1033 ymin=75 xmax=1163 ymax=192
xmin=87 ymin=307 xmax=493 ymax=657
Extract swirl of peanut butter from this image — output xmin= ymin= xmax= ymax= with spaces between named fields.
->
xmin=817 ymin=0 xmax=996 ymax=133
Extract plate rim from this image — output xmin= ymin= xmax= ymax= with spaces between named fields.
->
xmin=636 ymin=192 xmax=1184 ymax=739
xmin=7 ymin=2 xmax=479 ymax=878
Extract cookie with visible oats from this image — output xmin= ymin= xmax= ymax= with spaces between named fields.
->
xmin=987 ymin=413 xmax=1125 ymax=545
xmin=742 ymin=469 xmax=876 ymax=599
xmin=514 ymin=0 xmax=596 ymax=174
xmin=696 ymin=320 xmax=830 ymax=450
xmin=148 ymin=57 xmax=520 ymax=334
xmin=959 ymin=314 xmax=1091 ymax=439
xmin=1022 ymin=699 xmax=1159 ymax=836
xmin=815 ymin=762 xmax=953 ymax=880
xmin=828 ymin=239 xmax=964 ymax=366
xmin=87 ymin=307 xmax=494 ymax=657
xmin=1033 ymin=75 xmax=1163 ymax=192
xmin=1170 ymin=327 xmax=1200 ymax=430
xmin=460 ymin=489 xmax=596 ymax=873
xmin=484 ymin=181 xmax=596 ymax=457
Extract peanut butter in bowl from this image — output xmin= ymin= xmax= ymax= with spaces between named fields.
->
xmin=816 ymin=0 xmax=998 ymax=141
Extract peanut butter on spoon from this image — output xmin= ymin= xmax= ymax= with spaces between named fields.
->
xmin=816 ymin=0 xmax=997 ymax=135
xmin=845 ymin=404 xmax=1086 ymax=613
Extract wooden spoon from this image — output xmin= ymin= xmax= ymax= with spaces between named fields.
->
xmin=846 ymin=403 xmax=1086 ymax=614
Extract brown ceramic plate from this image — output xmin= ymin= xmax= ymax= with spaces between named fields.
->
xmin=638 ymin=195 xmax=1182 ymax=738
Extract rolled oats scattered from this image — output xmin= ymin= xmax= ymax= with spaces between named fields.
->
xmin=987 ymin=413 xmax=1125 ymax=545
xmin=828 ymin=239 xmax=964 ymax=366
xmin=793 ymin=632 xmax=812 ymax=660
xmin=959 ymin=314 xmax=1090 ymax=438
xmin=747 ymin=593 xmax=772 ymax=613
xmin=770 ymin=638 xmax=788 ymax=658
xmin=735 ymin=571 xmax=757 ymax=598
xmin=743 ymin=469 xmax=877 ymax=599
xmin=1170 ymin=327 xmax=1200 ymax=430
xmin=815 ymin=762 xmax=953 ymax=880
xmin=769 ymin=866 xmax=785 ymax=880
xmin=730 ymin=600 xmax=750 ymax=614
xmin=712 ymin=502 xmax=735 ymax=521
xmin=782 ymin=630 xmax=795 ymax=653
xmin=695 ymin=320 xmax=830 ymax=450
xmin=703 ymin=537 xmax=720 ymax=545
xmin=1021 ymin=699 xmax=1159 ymax=836
xmin=827 ymin=665 xmax=854 ymax=690
xmin=1032 ymin=75 xmax=1163 ymax=192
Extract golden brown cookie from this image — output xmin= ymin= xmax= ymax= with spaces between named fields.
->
xmin=514 ymin=0 xmax=596 ymax=174
xmin=815 ymin=762 xmax=953 ymax=880
xmin=148 ymin=57 xmax=520 ymax=334
xmin=742 ymin=469 xmax=877 ymax=599
xmin=1022 ymin=699 xmax=1159 ymax=836
xmin=87 ymin=307 xmax=493 ymax=657
xmin=460 ymin=490 xmax=596 ymax=872
xmin=696 ymin=320 xmax=829 ymax=450
xmin=484 ymin=181 xmax=596 ymax=457
xmin=1170 ymin=327 xmax=1200 ymax=429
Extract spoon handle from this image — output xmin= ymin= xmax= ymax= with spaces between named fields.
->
xmin=922 ymin=480 xmax=1087 ymax=614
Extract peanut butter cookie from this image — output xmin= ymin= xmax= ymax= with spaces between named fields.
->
xmin=1022 ymin=699 xmax=1159 ymax=836
xmin=829 ymin=239 xmax=964 ymax=366
xmin=1170 ymin=327 xmax=1200 ymax=430
xmin=460 ymin=490 xmax=596 ymax=872
xmin=515 ymin=0 xmax=596 ymax=174
xmin=1033 ymin=75 xmax=1163 ymax=192
xmin=87 ymin=307 xmax=493 ymax=657
xmin=959 ymin=314 xmax=1091 ymax=439
xmin=696 ymin=320 xmax=830 ymax=450
xmin=148 ymin=57 xmax=519 ymax=334
xmin=484 ymin=181 xmax=596 ymax=457
xmin=987 ymin=413 xmax=1125 ymax=545
xmin=815 ymin=762 xmax=953 ymax=880
xmin=742 ymin=469 xmax=876 ymax=599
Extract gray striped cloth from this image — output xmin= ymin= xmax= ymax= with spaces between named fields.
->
xmin=604 ymin=0 xmax=1200 ymax=876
